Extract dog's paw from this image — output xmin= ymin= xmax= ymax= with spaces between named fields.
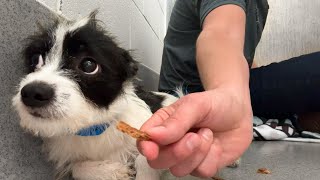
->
xmin=227 ymin=158 xmax=241 ymax=168
xmin=111 ymin=164 xmax=135 ymax=180
xmin=135 ymin=155 xmax=161 ymax=180
xmin=72 ymin=160 xmax=135 ymax=180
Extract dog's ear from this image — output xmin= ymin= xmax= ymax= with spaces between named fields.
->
xmin=88 ymin=9 xmax=99 ymax=20
xmin=87 ymin=9 xmax=99 ymax=27
xmin=122 ymin=50 xmax=138 ymax=78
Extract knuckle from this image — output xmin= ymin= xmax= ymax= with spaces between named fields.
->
xmin=183 ymin=93 xmax=207 ymax=109
xmin=148 ymin=161 xmax=159 ymax=169
xmin=170 ymin=167 xmax=189 ymax=177
xmin=154 ymin=108 xmax=170 ymax=120
xmin=148 ymin=159 xmax=166 ymax=169
xmin=171 ymin=145 xmax=194 ymax=162
xmin=182 ymin=93 xmax=197 ymax=103
xmin=195 ymin=167 xmax=216 ymax=178
xmin=172 ymin=146 xmax=187 ymax=161
xmin=199 ymin=144 xmax=211 ymax=156
xmin=153 ymin=106 xmax=176 ymax=121
xmin=165 ymin=116 xmax=181 ymax=130
xmin=171 ymin=133 xmax=200 ymax=159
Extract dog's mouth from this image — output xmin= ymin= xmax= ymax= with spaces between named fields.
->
xmin=25 ymin=106 xmax=63 ymax=119
xmin=29 ymin=111 xmax=46 ymax=118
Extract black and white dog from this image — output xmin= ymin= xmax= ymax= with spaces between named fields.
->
xmin=12 ymin=11 xmax=178 ymax=180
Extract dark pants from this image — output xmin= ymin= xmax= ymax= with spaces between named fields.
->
xmin=170 ymin=52 xmax=320 ymax=120
xmin=250 ymin=52 xmax=320 ymax=119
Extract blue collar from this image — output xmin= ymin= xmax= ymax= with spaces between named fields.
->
xmin=76 ymin=123 xmax=110 ymax=136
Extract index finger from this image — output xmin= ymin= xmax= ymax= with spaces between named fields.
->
xmin=144 ymin=93 xmax=211 ymax=145
xmin=137 ymin=104 xmax=178 ymax=160
xmin=140 ymin=102 xmax=178 ymax=131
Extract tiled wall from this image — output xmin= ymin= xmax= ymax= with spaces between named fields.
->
xmin=37 ymin=0 xmax=168 ymax=74
xmin=37 ymin=0 xmax=173 ymax=90
xmin=253 ymin=0 xmax=320 ymax=66
xmin=33 ymin=0 xmax=320 ymax=80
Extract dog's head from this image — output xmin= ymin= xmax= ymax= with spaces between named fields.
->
xmin=12 ymin=12 xmax=138 ymax=137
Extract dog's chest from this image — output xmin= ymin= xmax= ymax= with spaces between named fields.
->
xmin=45 ymin=126 xmax=137 ymax=166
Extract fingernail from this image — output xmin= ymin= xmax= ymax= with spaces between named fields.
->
xmin=186 ymin=134 xmax=200 ymax=151
xmin=199 ymin=128 xmax=213 ymax=141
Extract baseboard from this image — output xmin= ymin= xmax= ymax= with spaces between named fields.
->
xmin=136 ymin=64 xmax=160 ymax=91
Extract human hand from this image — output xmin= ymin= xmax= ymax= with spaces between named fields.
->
xmin=137 ymin=88 xmax=253 ymax=178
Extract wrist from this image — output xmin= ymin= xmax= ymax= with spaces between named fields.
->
xmin=201 ymin=55 xmax=250 ymax=91
xmin=202 ymin=87 xmax=252 ymax=131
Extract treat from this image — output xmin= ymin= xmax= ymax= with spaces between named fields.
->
xmin=116 ymin=121 xmax=151 ymax=141
xmin=257 ymin=168 xmax=271 ymax=174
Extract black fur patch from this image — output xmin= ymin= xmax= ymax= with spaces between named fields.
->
xmin=23 ymin=13 xmax=139 ymax=109
xmin=61 ymin=15 xmax=138 ymax=108
xmin=23 ymin=23 xmax=56 ymax=73
xmin=135 ymin=86 xmax=165 ymax=113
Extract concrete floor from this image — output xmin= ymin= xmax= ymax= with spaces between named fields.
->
xmin=162 ymin=141 xmax=320 ymax=180
xmin=216 ymin=141 xmax=320 ymax=180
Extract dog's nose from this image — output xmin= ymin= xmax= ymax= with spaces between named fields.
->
xmin=21 ymin=82 xmax=54 ymax=107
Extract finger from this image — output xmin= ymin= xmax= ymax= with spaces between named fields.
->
xmin=140 ymin=105 xmax=176 ymax=131
xmin=191 ymin=139 xmax=222 ymax=178
xmin=137 ymin=98 xmax=181 ymax=160
xmin=147 ymin=132 xmax=201 ymax=169
xmin=169 ymin=128 xmax=213 ymax=177
xmin=137 ymin=141 xmax=159 ymax=161
xmin=146 ymin=93 xmax=211 ymax=145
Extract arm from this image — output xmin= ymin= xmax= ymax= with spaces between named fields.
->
xmin=195 ymin=4 xmax=252 ymax=132
xmin=196 ymin=4 xmax=249 ymax=96
xmin=138 ymin=4 xmax=253 ymax=178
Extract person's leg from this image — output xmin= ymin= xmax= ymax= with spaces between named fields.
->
xmin=165 ymin=52 xmax=320 ymax=120
xmin=250 ymin=51 xmax=320 ymax=119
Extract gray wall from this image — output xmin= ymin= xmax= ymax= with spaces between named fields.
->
xmin=255 ymin=0 xmax=320 ymax=66
xmin=0 ymin=0 xmax=56 ymax=179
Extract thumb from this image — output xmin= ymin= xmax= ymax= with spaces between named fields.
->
xmin=144 ymin=93 xmax=211 ymax=145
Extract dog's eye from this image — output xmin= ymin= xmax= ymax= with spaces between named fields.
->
xmin=31 ymin=54 xmax=44 ymax=70
xmin=80 ymin=57 xmax=99 ymax=74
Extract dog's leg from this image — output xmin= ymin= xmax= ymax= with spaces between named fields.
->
xmin=227 ymin=158 xmax=241 ymax=168
xmin=135 ymin=154 xmax=161 ymax=180
xmin=72 ymin=160 xmax=134 ymax=180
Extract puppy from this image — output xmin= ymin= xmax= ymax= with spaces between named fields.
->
xmin=12 ymin=11 xmax=178 ymax=180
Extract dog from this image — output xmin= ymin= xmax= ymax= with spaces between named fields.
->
xmin=12 ymin=11 xmax=179 ymax=180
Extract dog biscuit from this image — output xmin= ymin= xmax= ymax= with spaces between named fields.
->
xmin=116 ymin=121 xmax=151 ymax=141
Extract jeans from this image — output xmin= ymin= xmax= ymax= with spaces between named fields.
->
xmin=166 ymin=52 xmax=320 ymax=120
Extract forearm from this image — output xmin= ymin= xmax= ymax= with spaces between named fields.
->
xmin=196 ymin=31 xmax=249 ymax=92
xmin=195 ymin=5 xmax=250 ymax=96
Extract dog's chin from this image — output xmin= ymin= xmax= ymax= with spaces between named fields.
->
xmin=26 ymin=106 xmax=65 ymax=121
xmin=13 ymin=98 xmax=118 ymax=138
xmin=18 ymin=111 xmax=70 ymax=138
xmin=29 ymin=111 xmax=47 ymax=119
xmin=27 ymin=106 xmax=64 ymax=119
xmin=13 ymin=101 xmax=70 ymax=137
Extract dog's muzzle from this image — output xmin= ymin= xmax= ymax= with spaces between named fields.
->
xmin=20 ymin=81 xmax=55 ymax=108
